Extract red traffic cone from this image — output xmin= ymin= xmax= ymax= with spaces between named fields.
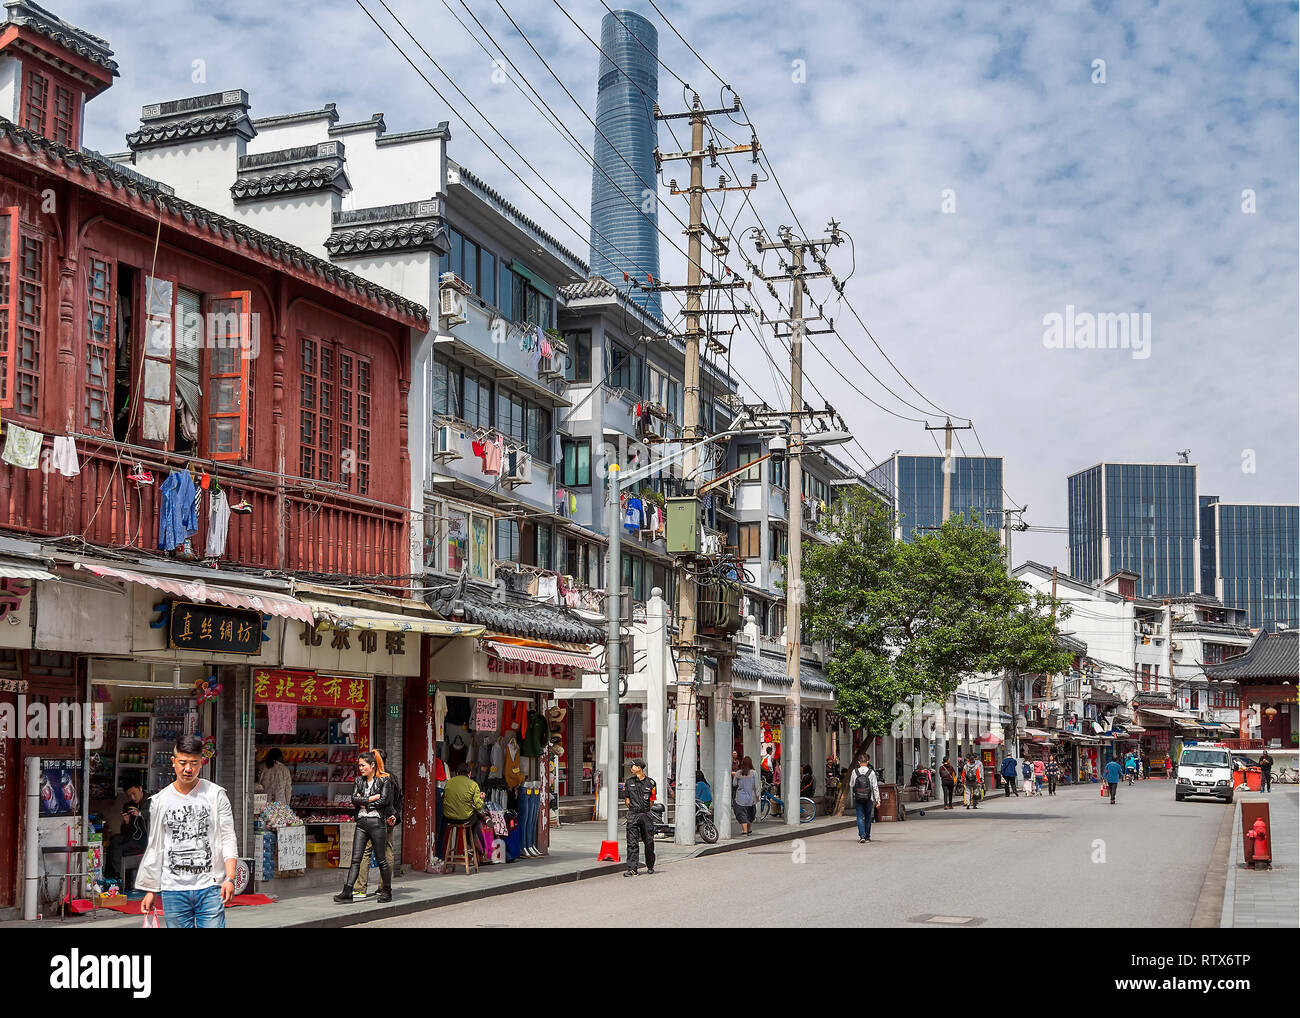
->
xmin=597 ymin=840 xmax=620 ymax=863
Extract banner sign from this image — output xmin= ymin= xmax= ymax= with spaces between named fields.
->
xmin=169 ymin=600 xmax=262 ymax=654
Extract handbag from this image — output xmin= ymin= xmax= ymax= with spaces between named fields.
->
xmin=141 ymin=910 xmax=161 ymax=929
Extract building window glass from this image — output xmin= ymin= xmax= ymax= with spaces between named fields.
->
xmin=496 ymin=517 xmax=519 ymax=563
xmin=84 ymin=255 xmax=114 ymax=434
xmin=737 ymin=522 xmax=761 ymax=558
xmin=536 ymin=524 xmax=553 ymax=570
xmin=447 ymin=509 xmax=468 ymax=573
xmin=560 ymin=438 xmax=591 ymax=487
xmin=563 ymin=330 xmax=591 ymax=383
xmin=737 ymin=445 xmax=762 ymax=482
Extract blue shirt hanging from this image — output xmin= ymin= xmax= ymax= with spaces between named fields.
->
xmin=624 ymin=497 xmax=644 ymax=532
xmin=158 ymin=469 xmax=199 ymax=551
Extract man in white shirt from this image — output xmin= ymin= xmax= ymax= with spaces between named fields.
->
xmin=137 ymin=734 xmax=239 ymax=928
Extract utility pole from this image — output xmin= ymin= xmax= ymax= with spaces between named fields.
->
xmin=653 ymin=94 xmax=758 ymax=845
xmin=924 ymin=418 xmax=973 ymax=523
xmin=755 ymin=223 xmax=842 ymax=827
xmin=604 ymin=465 xmax=623 ymax=847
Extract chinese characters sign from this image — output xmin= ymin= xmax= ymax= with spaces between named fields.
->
xmin=253 ymin=669 xmax=371 ymax=711
xmin=169 ymin=601 xmax=262 ymax=654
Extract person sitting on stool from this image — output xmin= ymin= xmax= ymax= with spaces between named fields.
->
xmin=623 ymin=759 xmax=656 ymax=877
xmin=105 ymin=783 xmax=148 ymax=885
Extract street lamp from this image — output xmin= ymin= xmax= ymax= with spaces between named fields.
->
xmin=601 ymin=418 xmax=784 ymax=847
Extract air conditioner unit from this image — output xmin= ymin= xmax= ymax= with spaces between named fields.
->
xmin=439 ymin=287 xmax=466 ymax=326
xmin=432 ymin=424 xmax=462 ymax=462
xmin=538 ymin=354 xmax=562 ymax=380
xmin=503 ymin=449 xmax=531 ymax=488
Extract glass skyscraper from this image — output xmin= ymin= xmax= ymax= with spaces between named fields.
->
xmin=866 ymin=454 xmax=1004 ymax=542
xmin=1067 ymin=463 xmax=1198 ymax=597
xmin=1204 ymin=502 xmax=1299 ymax=630
xmin=589 ymin=10 xmax=662 ymax=320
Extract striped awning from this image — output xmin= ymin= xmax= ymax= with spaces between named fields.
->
xmin=482 ymin=639 xmax=599 ymax=671
xmin=74 ymin=561 xmax=314 ymax=623
xmin=0 ymin=561 xmax=53 ymax=580
xmin=306 ymin=599 xmax=484 ymax=637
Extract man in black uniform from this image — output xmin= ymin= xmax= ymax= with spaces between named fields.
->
xmin=623 ymin=759 xmax=656 ymax=877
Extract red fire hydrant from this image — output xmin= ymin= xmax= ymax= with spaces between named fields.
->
xmin=1246 ymin=817 xmax=1271 ymax=869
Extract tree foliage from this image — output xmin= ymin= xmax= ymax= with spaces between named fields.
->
xmin=802 ymin=491 xmax=1073 ymax=735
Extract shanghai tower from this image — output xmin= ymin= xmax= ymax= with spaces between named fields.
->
xmin=590 ymin=9 xmax=662 ymax=320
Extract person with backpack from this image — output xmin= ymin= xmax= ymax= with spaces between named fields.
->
xmin=962 ymin=756 xmax=983 ymax=809
xmin=1103 ymin=756 xmax=1123 ymax=804
xmin=354 ymin=759 xmax=402 ymax=897
xmin=938 ymin=758 xmax=957 ymax=809
xmin=1021 ymin=758 xmax=1035 ymax=796
xmin=850 ymin=754 xmax=880 ymax=842
xmin=999 ymin=754 xmax=1019 ymax=796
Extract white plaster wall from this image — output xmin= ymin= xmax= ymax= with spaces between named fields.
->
xmin=132 ymin=137 xmax=243 ymax=217
xmin=246 ymin=118 xmax=332 ymax=153
xmin=345 ymin=134 xmax=444 ymax=210
xmin=331 ymin=251 xmax=436 ymax=307
xmin=232 ymin=192 xmax=337 ymax=258
xmin=0 ymin=56 xmax=21 ymax=123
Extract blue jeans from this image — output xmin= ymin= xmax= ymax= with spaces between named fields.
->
xmin=162 ymin=885 xmax=226 ymax=928
xmin=855 ymin=799 xmax=873 ymax=840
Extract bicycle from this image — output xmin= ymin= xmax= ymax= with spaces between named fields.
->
xmin=758 ymin=784 xmax=816 ymax=823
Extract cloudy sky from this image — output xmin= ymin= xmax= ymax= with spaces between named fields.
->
xmin=63 ymin=0 xmax=1298 ymax=568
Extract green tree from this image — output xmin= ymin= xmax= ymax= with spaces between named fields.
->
xmin=802 ymin=491 xmax=1072 ymax=735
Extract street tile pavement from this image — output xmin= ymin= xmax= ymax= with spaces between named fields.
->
xmin=1223 ymin=786 xmax=1298 ymax=928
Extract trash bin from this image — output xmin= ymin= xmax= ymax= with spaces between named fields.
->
xmin=1244 ymin=767 xmax=1263 ymax=792
xmin=876 ymin=783 xmax=899 ymax=823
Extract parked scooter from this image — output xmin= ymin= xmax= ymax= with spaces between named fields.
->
xmin=649 ymin=800 xmax=719 ymax=844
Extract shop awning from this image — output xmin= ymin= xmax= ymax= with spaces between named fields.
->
xmin=483 ymin=639 xmax=600 ymax=671
xmin=0 ymin=560 xmax=53 ymax=580
xmin=306 ymin=600 xmax=485 ymax=637
xmin=1137 ymin=707 xmax=1199 ymax=722
xmin=1021 ymin=727 xmax=1054 ymax=739
xmin=73 ymin=561 xmax=314 ymax=623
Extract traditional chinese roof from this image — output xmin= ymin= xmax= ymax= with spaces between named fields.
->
xmin=326 ymin=200 xmax=448 ymax=257
xmin=1206 ymin=629 xmax=1299 ymax=682
xmin=4 ymin=0 xmax=117 ymax=74
xmin=426 ymin=588 xmax=603 ymax=645
xmin=127 ymin=111 xmax=255 ymax=150
xmin=728 ymin=651 xmax=834 ymax=694
xmin=0 ymin=117 xmax=427 ymax=325
xmin=233 ymin=143 xmax=349 ymax=201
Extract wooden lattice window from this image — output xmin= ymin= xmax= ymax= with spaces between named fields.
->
xmin=299 ymin=335 xmax=335 ymax=481
xmin=204 ymin=292 xmax=251 ymax=460
xmin=13 ymin=232 xmax=44 ymax=417
xmin=52 ymin=85 xmax=75 ymax=146
xmin=84 ymin=254 xmax=114 ymax=433
xmin=338 ymin=350 xmax=372 ymax=495
xmin=0 ymin=208 xmax=16 ymax=409
xmin=22 ymin=70 xmax=48 ymax=136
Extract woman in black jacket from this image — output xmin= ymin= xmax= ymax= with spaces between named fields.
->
xmin=334 ymin=750 xmax=394 ymax=903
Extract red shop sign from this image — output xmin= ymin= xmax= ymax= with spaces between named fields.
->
xmin=253 ymin=669 xmax=371 ymax=710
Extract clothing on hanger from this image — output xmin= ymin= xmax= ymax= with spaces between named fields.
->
xmin=157 ymin=468 xmax=199 ymax=551
xmin=482 ymin=435 xmax=504 ymax=475
xmin=434 ymin=691 xmax=447 ymax=743
xmin=49 ymin=436 xmax=80 ymax=476
xmin=1 ymin=423 xmax=42 ymax=470
xmin=623 ymin=496 xmax=644 ymax=533
xmin=205 ymin=489 xmax=230 ymax=558
xmin=503 ymin=737 xmax=525 ymax=789
xmin=537 ymin=574 xmax=559 ymax=604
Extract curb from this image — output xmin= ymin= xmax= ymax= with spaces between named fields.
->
xmin=1220 ymin=799 xmax=1242 ymax=929
xmin=1192 ymin=796 xmax=1234 ymax=927
xmin=279 ymin=818 xmax=859 ymax=929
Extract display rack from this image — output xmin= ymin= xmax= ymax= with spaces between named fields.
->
xmin=113 ymin=713 xmax=152 ymax=794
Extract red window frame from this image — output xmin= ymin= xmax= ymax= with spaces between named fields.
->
xmin=83 ymin=253 xmax=115 ymax=434
xmin=0 ymin=207 xmax=17 ymax=410
xmin=299 ymin=335 xmax=372 ymax=494
xmin=202 ymin=291 xmax=251 ymax=461
xmin=22 ymin=69 xmax=48 ymax=136
xmin=51 ymin=85 xmax=76 ymax=147
xmin=12 ymin=229 xmax=45 ymax=419
xmin=337 ymin=350 xmax=372 ymax=496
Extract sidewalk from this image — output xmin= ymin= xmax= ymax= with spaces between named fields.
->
xmin=1221 ymin=786 xmax=1299 ymax=928
xmin=7 ymin=814 xmax=855 ymax=930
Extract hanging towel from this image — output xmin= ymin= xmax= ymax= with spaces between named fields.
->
xmin=205 ymin=489 xmax=231 ymax=558
xmin=569 ymin=493 xmax=578 ymax=516
xmin=49 ymin=435 xmax=80 ymax=476
xmin=537 ymin=575 xmax=559 ymax=604
xmin=1 ymin=423 xmax=42 ymax=469
xmin=482 ymin=435 xmax=504 ymax=475
xmin=157 ymin=469 xmax=199 ymax=551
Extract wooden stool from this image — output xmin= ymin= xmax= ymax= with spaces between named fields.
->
xmin=443 ymin=820 xmax=479 ymax=875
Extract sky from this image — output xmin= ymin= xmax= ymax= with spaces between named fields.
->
xmin=60 ymin=0 xmax=1299 ymax=570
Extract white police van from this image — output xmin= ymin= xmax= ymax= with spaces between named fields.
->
xmin=1174 ymin=742 xmax=1234 ymax=804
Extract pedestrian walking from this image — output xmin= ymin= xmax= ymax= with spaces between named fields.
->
xmin=850 ymin=755 xmax=880 ymax=841
xmin=999 ymin=753 xmax=1019 ymax=796
xmin=939 ymin=758 xmax=957 ymax=809
xmin=1259 ymin=750 xmax=1274 ymax=793
xmin=1164 ymin=753 xmax=1173 ymax=779
xmin=733 ymin=756 xmax=759 ymax=834
xmin=1021 ymin=758 xmax=1035 ymax=796
xmin=623 ymin=759 xmax=657 ymax=876
xmin=137 ymin=734 xmax=239 ymax=928
xmin=1124 ymin=750 xmax=1137 ymax=785
xmin=963 ymin=755 xmax=983 ymax=809
xmin=334 ymin=750 xmax=394 ymax=903
xmin=1033 ymin=757 xmax=1046 ymax=794
xmin=1045 ymin=754 xmax=1060 ymax=795
xmin=354 ymin=761 xmax=402 ymax=898
xmin=1104 ymin=757 xmax=1123 ymax=804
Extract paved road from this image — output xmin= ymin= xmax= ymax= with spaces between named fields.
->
xmin=367 ymin=778 xmax=1235 ymax=927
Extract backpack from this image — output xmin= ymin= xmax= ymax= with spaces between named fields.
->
xmin=852 ymin=768 xmax=875 ymax=802
xmin=1021 ymin=762 xmax=1033 ymax=779
xmin=963 ymin=762 xmax=979 ymax=782
xmin=387 ymin=774 xmax=404 ymax=821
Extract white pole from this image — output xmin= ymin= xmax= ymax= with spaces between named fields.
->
xmin=605 ymin=467 xmax=623 ymax=847
xmin=23 ymin=754 xmax=40 ymax=920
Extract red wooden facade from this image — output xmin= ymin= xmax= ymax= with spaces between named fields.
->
xmin=0 ymin=110 xmax=423 ymax=581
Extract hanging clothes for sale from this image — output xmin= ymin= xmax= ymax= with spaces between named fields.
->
xmin=49 ymin=436 xmax=80 ymax=476
xmin=435 ymin=691 xmax=448 ymax=742
xmin=205 ymin=488 xmax=231 ymax=557
xmin=503 ymin=735 xmax=525 ymax=788
xmin=1 ymin=423 xmax=42 ymax=469
xmin=157 ymin=468 xmax=199 ymax=551
xmin=520 ymin=710 xmax=548 ymax=756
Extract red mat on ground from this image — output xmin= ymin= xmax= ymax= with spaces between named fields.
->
xmin=97 ymin=894 xmax=275 ymax=915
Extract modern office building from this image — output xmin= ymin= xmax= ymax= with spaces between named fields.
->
xmin=1067 ymin=463 xmax=1198 ymax=597
xmin=589 ymin=9 xmax=662 ymax=320
xmin=866 ymin=454 xmax=1004 ymax=542
xmin=1201 ymin=501 xmax=1299 ymax=631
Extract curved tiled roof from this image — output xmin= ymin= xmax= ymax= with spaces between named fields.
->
xmin=127 ymin=112 xmax=253 ymax=150
xmin=232 ymin=165 xmax=347 ymax=201
xmin=0 ymin=118 xmax=427 ymax=324
xmin=326 ymin=221 xmax=446 ymax=257
xmin=1207 ymin=629 xmax=1299 ymax=681
xmin=728 ymin=652 xmax=834 ymax=694
xmin=6 ymin=1 xmax=117 ymax=73
xmin=427 ymin=590 xmax=603 ymax=644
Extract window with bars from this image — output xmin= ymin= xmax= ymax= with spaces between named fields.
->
xmin=12 ymin=232 xmax=44 ymax=417
xmin=0 ymin=209 xmax=17 ymax=409
xmin=84 ymin=255 xmax=114 ymax=433
xmin=23 ymin=69 xmax=48 ymax=136
xmin=299 ymin=335 xmax=372 ymax=494
xmin=52 ymin=86 xmax=75 ymax=146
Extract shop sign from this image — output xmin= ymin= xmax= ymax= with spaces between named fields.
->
xmin=486 ymin=657 xmax=579 ymax=682
xmin=388 ymin=704 xmax=399 ymax=719
xmin=0 ymin=577 xmax=31 ymax=621
xmin=475 ymin=698 xmax=498 ymax=731
xmin=168 ymin=600 xmax=262 ymax=654
xmin=253 ymin=669 xmax=370 ymax=710
xmin=277 ymin=825 xmax=306 ymax=872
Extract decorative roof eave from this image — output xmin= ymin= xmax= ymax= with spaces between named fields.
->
xmin=0 ymin=118 xmax=428 ymax=329
xmin=0 ymin=5 xmax=117 ymax=77
xmin=1205 ymin=629 xmax=1300 ymax=682
xmin=232 ymin=166 xmax=350 ymax=201
xmin=252 ymin=103 xmax=339 ymax=130
xmin=126 ymin=112 xmax=257 ymax=151
xmin=727 ymin=653 xmax=835 ymax=695
xmin=425 ymin=589 xmax=604 ymax=644
xmin=326 ymin=223 xmax=449 ymax=257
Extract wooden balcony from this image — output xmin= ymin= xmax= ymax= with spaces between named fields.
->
xmin=0 ymin=438 xmax=406 ymax=581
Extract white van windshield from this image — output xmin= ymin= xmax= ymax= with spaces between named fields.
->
xmin=1181 ymin=750 xmax=1230 ymax=768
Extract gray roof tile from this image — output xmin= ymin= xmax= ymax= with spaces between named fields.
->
xmin=1207 ymin=629 xmax=1299 ymax=681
